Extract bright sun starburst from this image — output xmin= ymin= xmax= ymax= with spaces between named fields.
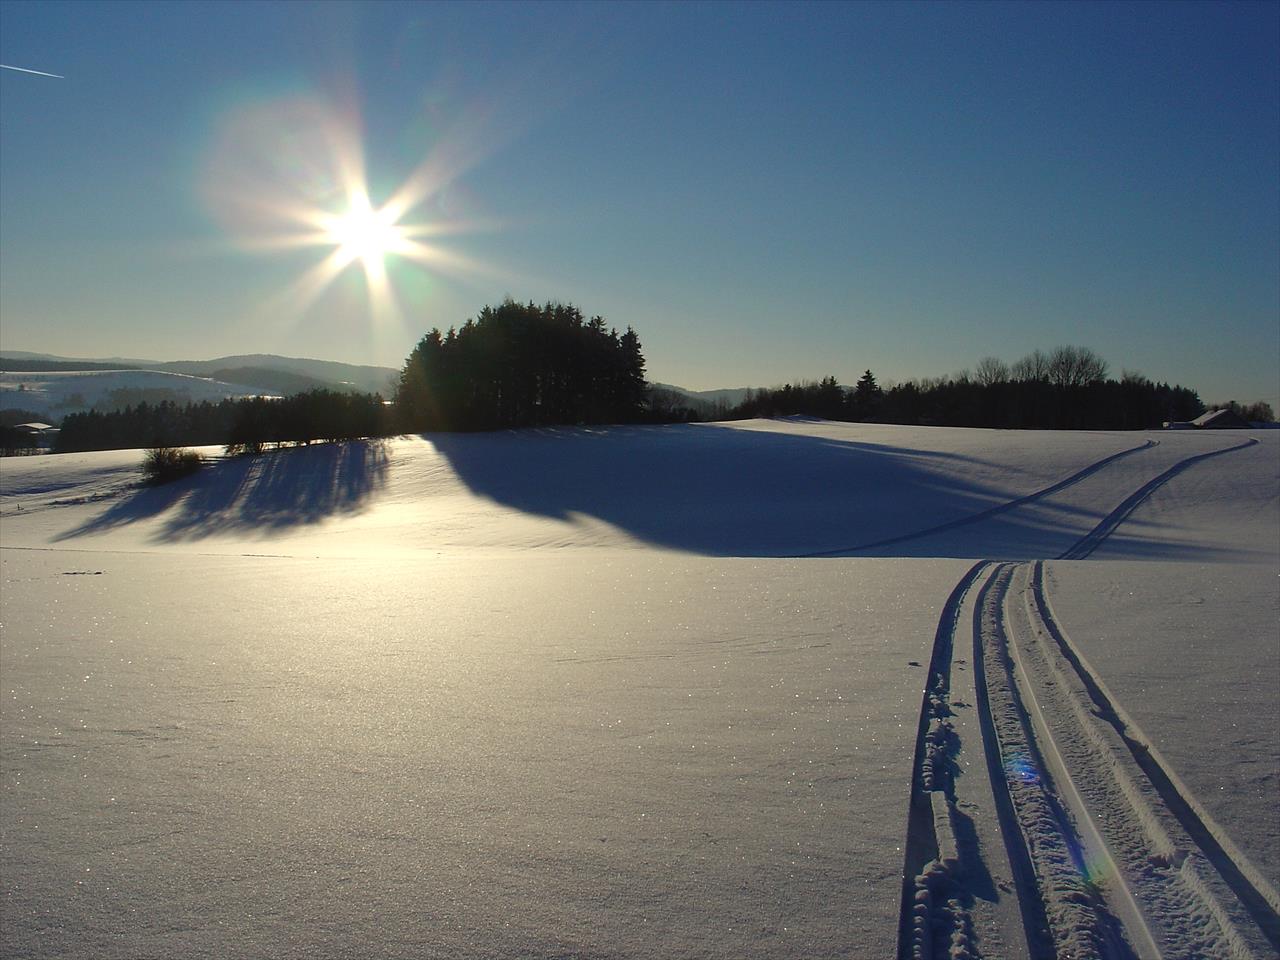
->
xmin=204 ymin=95 xmax=515 ymax=334
xmin=323 ymin=193 xmax=405 ymax=268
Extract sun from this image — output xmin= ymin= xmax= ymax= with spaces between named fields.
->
xmin=324 ymin=194 xmax=404 ymax=267
xmin=204 ymin=96 xmax=510 ymax=325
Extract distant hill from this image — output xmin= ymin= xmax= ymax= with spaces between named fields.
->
xmin=0 ymin=369 xmax=266 ymax=418
xmin=0 ymin=359 xmax=143 ymax=373
xmin=157 ymin=356 xmax=399 ymax=395
xmin=201 ymin=367 xmax=335 ymax=395
xmin=0 ymin=350 xmax=158 ymax=366
xmin=1 ymin=352 xmax=400 ymax=396
xmin=651 ymin=383 xmax=753 ymax=415
xmin=2 ymin=353 xmax=750 ymax=413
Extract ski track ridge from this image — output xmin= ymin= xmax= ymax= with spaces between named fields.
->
xmin=896 ymin=560 xmax=990 ymax=960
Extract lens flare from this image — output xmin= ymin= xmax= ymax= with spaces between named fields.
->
xmin=1002 ymin=748 xmax=1114 ymax=888
xmin=1004 ymin=750 xmax=1040 ymax=784
xmin=201 ymin=92 xmax=519 ymax=341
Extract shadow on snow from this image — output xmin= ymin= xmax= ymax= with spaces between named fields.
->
xmin=423 ymin=424 xmax=1246 ymax=560
xmin=53 ymin=425 xmax=1256 ymax=561
xmin=55 ymin=440 xmax=389 ymax=543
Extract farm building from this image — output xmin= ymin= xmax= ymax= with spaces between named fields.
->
xmin=1191 ymin=408 xmax=1251 ymax=429
xmin=1164 ymin=408 xmax=1252 ymax=430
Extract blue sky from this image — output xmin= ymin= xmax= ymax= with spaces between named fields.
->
xmin=1 ymin=1 xmax=1277 ymax=404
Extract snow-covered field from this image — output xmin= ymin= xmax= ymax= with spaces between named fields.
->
xmin=0 ymin=369 xmax=265 ymax=417
xmin=1 ymin=419 xmax=1276 ymax=958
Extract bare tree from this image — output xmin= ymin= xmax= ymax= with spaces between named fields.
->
xmin=1011 ymin=348 xmax=1051 ymax=382
xmin=974 ymin=356 xmax=1010 ymax=386
xmin=1047 ymin=346 xmax=1108 ymax=389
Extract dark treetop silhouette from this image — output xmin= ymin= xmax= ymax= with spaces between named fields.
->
xmin=394 ymin=300 xmax=648 ymax=431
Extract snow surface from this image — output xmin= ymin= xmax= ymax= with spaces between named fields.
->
xmin=1 ymin=419 xmax=1276 ymax=958
xmin=1 ymin=551 xmax=966 ymax=958
xmin=1045 ymin=560 xmax=1280 ymax=892
xmin=0 ymin=370 xmax=265 ymax=417
xmin=6 ymin=421 xmax=1268 ymax=560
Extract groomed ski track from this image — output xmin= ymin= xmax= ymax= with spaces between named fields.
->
xmin=897 ymin=436 xmax=1277 ymax=959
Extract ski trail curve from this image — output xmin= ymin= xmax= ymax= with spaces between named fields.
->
xmin=797 ymin=439 xmax=1156 ymax=558
xmin=1057 ymin=437 xmax=1258 ymax=560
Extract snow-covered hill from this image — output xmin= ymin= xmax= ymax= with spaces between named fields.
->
xmin=1 ymin=419 xmax=1276 ymax=958
xmin=0 ymin=351 xmax=401 ymax=409
xmin=0 ymin=368 xmax=267 ymax=417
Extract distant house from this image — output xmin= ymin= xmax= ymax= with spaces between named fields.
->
xmin=12 ymin=422 xmax=60 ymax=447
xmin=1163 ymin=408 xmax=1252 ymax=430
xmin=1191 ymin=409 xmax=1250 ymax=429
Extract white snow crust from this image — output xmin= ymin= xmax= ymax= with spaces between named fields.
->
xmin=1 ymin=419 xmax=1276 ymax=958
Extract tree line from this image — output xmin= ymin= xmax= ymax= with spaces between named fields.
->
xmin=24 ymin=317 xmax=1245 ymax=458
xmin=47 ymin=300 xmax=647 ymax=454
xmin=726 ymin=347 xmax=1206 ymax=430
xmin=54 ymin=390 xmax=392 ymax=454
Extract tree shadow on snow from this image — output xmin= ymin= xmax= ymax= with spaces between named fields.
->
xmin=421 ymin=423 xmax=988 ymax=556
xmin=424 ymin=423 xmax=1253 ymax=560
xmin=56 ymin=440 xmax=389 ymax=543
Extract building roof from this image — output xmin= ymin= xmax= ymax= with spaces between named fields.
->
xmin=1191 ymin=408 xmax=1250 ymax=428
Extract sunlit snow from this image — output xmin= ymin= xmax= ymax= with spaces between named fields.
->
xmin=1 ymin=419 xmax=1276 ymax=958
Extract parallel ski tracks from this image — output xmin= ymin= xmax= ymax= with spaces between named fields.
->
xmin=898 ymin=436 xmax=1275 ymax=959
xmin=797 ymin=439 xmax=1157 ymax=558
xmin=1057 ymin=437 xmax=1258 ymax=560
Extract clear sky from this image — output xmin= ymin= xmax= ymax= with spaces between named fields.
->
xmin=1 ymin=0 xmax=1277 ymax=404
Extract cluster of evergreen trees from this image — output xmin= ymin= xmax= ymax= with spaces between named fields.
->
xmin=0 ymin=426 xmax=40 ymax=455
xmin=725 ymin=348 xmax=1205 ymax=430
xmin=55 ymin=390 xmax=391 ymax=454
xmin=56 ymin=398 xmax=245 ymax=452
xmin=731 ymin=373 xmax=885 ymax=421
xmin=394 ymin=300 xmax=648 ymax=431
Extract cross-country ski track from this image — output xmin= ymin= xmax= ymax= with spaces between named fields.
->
xmin=898 ymin=434 xmax=1278 ymax=959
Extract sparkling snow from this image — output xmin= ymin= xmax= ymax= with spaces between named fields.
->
xmin=1 ymin=419 xmax=1276 ymax=958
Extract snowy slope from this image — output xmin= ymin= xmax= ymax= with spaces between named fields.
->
xmin=1 ymin=419 xmax=1276 ymax=958
xmin=7 ymin=420 xmax=1272 ymax=559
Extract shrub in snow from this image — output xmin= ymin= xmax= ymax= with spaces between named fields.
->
xmin=142 ymin=446 xmax=203 ymax=485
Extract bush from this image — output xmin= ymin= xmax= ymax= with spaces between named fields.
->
xmin=142 ymin=446 xmax=203 ymax=485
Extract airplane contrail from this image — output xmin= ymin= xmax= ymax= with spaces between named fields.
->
xmin=0 ymin=64 xmax=65 ymax=79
